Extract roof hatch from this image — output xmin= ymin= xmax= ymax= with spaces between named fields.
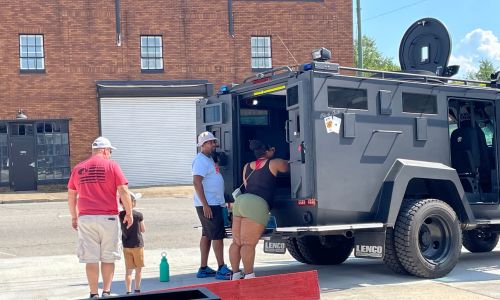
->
xmin=399 ymin=18 xmax=458 ymax=77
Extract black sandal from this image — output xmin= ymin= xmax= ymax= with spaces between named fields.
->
xmin=101 ymin=291 xmax=111 ymax=297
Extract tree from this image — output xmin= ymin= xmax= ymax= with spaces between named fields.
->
xmin=354 ymin=35 xmax=400 ymax=71
xmin=466 ymin=58 xmax=497 ymax=81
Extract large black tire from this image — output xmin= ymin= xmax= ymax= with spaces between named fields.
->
xmin=383 ymin=228 xmax=408 ymax=275
xmin=463 ymin=229 xmax=499 ymax=253
xmin=285 ymin=237 xmax=308 ymax=263
xmin=296 ymin=235 xmax=354 ymax=265
xmin=394 ymin=198 xmax=462 ymax=278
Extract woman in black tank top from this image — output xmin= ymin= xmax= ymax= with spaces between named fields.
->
xmin=229 ymin=140 xmax=289 ymax=279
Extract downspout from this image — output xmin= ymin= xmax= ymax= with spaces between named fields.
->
xmin=228 ymin=0 xmax=234 ymax=37
xmin=115 ymin=0 xmax=122 ymax=46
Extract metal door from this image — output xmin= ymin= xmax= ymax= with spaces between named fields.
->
xmin=9 ymin=123 xmax=36 ymax=191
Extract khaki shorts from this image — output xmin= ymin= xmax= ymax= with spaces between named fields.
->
xmin=233 ymin=193 xmax=270 ymax=226
xmin=77 ymin=215 xmax=122 ymax=263
xmin=123 ymin=247 xmax=145 ymax=269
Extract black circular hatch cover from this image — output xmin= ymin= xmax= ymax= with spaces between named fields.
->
xmin=399 ymin=18 xmax=451 ymax=75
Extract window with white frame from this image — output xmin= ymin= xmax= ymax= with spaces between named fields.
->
xmin=19 ymin=34 xmax=45 ymax=71
xmin=140 ymin=35 xmax=163 ymax=71
xmin=251 ymin=36 xmax=272 ymax=70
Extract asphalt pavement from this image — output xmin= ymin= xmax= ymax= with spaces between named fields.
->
xmin=2 ymin=187 xmax=500 ymax=299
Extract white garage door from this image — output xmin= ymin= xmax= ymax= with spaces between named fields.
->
xmin=100 ymin=97 xmax=199 ymax=186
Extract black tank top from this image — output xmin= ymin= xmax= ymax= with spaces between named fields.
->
xmin=244 ymin=159 xmax=276 ymax=208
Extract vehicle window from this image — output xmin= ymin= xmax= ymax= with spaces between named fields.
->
xmin=287 ymin=86 xmax=299 ymax=107
xmin=240 ymin=109 xmax=269 ymax=126
xmin=203 ymin=104 xmax=222 ymax=125
xmin=327 ymin=87 xmax=368 ymax=110
xmin=402 ymin=93 xmax=437 ymax=114
xmin=481 ymin=125 xmax=494 ymax=146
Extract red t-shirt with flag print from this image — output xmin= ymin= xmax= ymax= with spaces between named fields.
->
xmin=68 ymin=155 xmax=128 ymax=216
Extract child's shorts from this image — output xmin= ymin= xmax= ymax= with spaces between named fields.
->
xmin=232 ymin=193 xmax=270 ymax=226
xmin=123 ymin=247 xmax=145 ymax=269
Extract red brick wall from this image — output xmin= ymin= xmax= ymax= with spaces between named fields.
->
xmin=0 ymin=0 xmax=353 ymax=166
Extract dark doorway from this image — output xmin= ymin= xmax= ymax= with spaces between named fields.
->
xmin=9 ymin=123 xmax=36 ymax=191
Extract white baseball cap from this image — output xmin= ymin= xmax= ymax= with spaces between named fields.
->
xmin=130 ymin=192 xmax=142 ymax=201
xmin=197 ymin=131 xmax=218 ymax=147
xmin=92 ymin=136 xmax=117 ymax=150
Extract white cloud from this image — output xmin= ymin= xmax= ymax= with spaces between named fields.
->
xmin=460 ymin=29 xmax=500 ymax=60
xmin=451 ymin=28 xmax=500 ymax=78
xmin=449 ymin=54 xmax=476 ymax=77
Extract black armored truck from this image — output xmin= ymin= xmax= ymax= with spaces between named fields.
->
xmin=196 ymin=18 xmax=500 ymax=278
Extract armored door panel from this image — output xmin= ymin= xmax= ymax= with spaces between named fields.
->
xmin=285 ymin=82 xmax=306 ymax=198
xmin=196 ymin=94 xmax=235 ymax=200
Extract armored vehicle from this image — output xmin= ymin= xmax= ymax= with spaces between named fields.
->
xmin=196 ymin=18 xmax=500 ymax=278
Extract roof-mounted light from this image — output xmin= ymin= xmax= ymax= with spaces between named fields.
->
xmin=312 ymin=47 xmax=331 ymax=62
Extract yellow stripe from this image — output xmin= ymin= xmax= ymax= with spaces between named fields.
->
xmin=253 ymin=85 xmax=286 ymax=96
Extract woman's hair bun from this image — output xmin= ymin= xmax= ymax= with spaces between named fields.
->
xmin=249 ymin=140 xmax=266 ymax=151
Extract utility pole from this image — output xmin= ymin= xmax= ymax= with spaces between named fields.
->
xmin=356 ymin=0 xmax=363 ymax=68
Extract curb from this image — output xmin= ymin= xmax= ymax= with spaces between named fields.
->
xmin=0 ymin=198 xmax=67 ymax=205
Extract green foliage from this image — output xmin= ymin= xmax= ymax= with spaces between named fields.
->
xmin=354 ymin=35 xmax=400 ymax=71
xmin=466 ymin=58 xmax=497 ymax=81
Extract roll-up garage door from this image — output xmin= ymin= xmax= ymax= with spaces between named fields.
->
xmin=100 ymin=97 xmax=199 ymax=186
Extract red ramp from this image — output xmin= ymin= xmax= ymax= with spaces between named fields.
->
xmin=164 ymin=270 xmax=320 ymax=300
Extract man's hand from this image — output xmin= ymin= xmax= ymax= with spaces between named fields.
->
xmin=203 ymin=205 xmax=213 ymax=219
xmin=71 ymin=217 xmax=78 ymax=230
xmin=123 ymin=213 xmax=134 ymax=229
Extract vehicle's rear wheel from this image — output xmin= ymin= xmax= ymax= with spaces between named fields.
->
xmin=383 ymin=228 xmax=408 ymax=275
xmin=394 ymin=198 xmax=462 ymax=278
xmin=296 ymin=235 xmax=354 ymax=265
xmin=463 ymin=228 xmax=499 ymax=253
xmin=285 ymin=237 xmax=308 ymax=263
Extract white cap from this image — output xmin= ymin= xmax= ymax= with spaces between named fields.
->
xmin=197 ymin=131 xmax=218 ymax=147
xmin=92 ymin=136 xmax=117 ymax=150
xmin=130 ymin=192 xmax=142 ymax=201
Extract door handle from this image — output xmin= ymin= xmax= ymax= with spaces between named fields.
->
xmin=285 ymin=120 xmax=291 ymax=143
xmin=29 ymin=162 xmax=35 ymax=168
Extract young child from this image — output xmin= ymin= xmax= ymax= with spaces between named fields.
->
xmin=119 ymin=191 xmax=146 ymax=294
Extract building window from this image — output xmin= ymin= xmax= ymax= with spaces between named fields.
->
xmin=19 ymin=34 xmax=45 ymax=71
xmin=251 ymin=36 xmax=272 ymax=71
xmin=140 ymin=35 xmax=163 ymax=71
xmin=0 ymin=123 xmax=8 ymax=185
xmin=36 ymin=121 xmax=70 ymax=182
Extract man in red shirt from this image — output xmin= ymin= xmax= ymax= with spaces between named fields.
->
xmin=68 ymin=136 xmax=133 ymax=298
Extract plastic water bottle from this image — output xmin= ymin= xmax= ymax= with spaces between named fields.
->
xmin=160 ymin=251 xmax=170 ymax=282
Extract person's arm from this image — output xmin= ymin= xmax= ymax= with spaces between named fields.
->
xmin=193 ymin=175 xmax=213 ymax=218
xmin=242 ymin=163 xmax=249 ymax=188
xmin=139 ymin=221 xmax=145 ymax=233
xmin=68 ymin=189 xmax=78 ymax=230
xmin=270 ymin=158 xmax=289 ymax=175
xmin=117 ymin=185 xmax=134 ymax=229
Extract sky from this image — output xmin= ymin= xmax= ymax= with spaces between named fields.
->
xmin=353 ymin=0 xmax=500 ymax=78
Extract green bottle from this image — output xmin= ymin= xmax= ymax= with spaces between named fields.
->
xmin=160 ymin=251 xmax=170 ymax=282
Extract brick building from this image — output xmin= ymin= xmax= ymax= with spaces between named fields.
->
xmin=0 ymin=0 xmax=353 ymax=190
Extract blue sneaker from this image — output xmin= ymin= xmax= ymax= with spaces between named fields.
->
xmin=215 ymin=264 xmax=232 ymax=280
xmin=197 ymin=266 xmax=216 ymax=278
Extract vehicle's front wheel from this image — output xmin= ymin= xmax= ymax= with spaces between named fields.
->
xmin=394 ymin=198 xmax=462 ymax=278
xmin=463 ymin=228 xmax=499 ymax=253
xmin=296 ymin=235 xmax=354 ymax=265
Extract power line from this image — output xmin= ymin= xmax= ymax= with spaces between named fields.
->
xmin=363 ymin=0 xmax=428 ymax=22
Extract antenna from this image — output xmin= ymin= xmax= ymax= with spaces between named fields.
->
xmin=276 ymin=34 xmax=298 ymax=65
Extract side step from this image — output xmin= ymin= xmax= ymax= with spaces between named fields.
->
xmin=276 ymin=222 xmax=384 ymax=233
